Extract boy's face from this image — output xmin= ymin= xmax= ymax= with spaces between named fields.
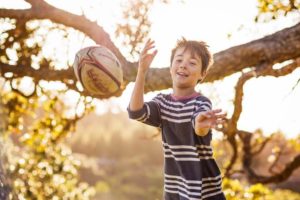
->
xmin=170 ymin=47 xmax=204 ymax=90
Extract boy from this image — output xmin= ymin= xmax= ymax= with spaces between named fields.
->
xmin=128 ymin=38 xmax=227 ymax=200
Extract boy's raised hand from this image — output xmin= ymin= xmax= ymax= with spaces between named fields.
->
xmin=195 ymin=109 xmax=226 ymax=136
xmin=139 ymin=39 xmax=158 ymax=73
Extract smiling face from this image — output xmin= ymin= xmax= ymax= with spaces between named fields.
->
xmin=170 ymin=47 xmax=205 ymax=92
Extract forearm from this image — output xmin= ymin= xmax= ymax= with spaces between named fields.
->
xmin=195 ymin=127 xmax=210 ymax=136
xmin=129 ymin=70 xmax=146 ymax=111
xmin=130 ymin=39 xmax=157 ymax=111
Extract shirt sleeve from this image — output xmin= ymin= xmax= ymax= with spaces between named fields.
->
xmin=191 ymin=96 xmax=212 ymax=129
xmin=127 ymin=94 xmax=162 ymax=128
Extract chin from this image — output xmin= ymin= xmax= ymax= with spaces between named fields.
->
xmin=174 ymin=83 xmax=194 ymax=89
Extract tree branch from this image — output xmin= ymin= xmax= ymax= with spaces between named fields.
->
xmin=0 ymin=1 xmax=130 ymax=78
xmin=227 ymin=70 xmax=258 ymax=136
xmin=224 ymin=135 xmax=239 ymax=177
xmin=206 ymin=22 xmax=300 ymax=82
xmin=223 ymin=58 xmax=300 ymax=179
xmin=0 ymin=63 xmax=74 ymax=81
xmin=240 ymin=129 xmax=300 ymax=183
xmin=1 ymin=2 xmax=300 ymax=95
xmin=251 ymin=135 xmax=273 ymax=155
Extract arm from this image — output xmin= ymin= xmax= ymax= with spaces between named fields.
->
xmin=129 ymin=69 xmax=147 ymax=111
xmin=194 ymin=109 xmax=226 ymax=136
xmin=128 ymin=39 xmax=161 ymax=127
xmin=129 ymin=39 xmax=158 ymax=111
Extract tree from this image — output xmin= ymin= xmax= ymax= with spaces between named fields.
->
xmin=0 ymin=0 xmax=300 ymax=199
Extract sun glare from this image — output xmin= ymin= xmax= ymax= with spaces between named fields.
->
xmin=1 ymin=0 xmax=300 ymax=138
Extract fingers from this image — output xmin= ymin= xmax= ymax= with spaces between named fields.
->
xmin=138 ymin=39 xmax=158 ymax=72
xmin=196 ymin=109 xmax=227 ymax=127
xmin=195 ymin=108 xmax=227 ymax=131
xmin=214 ymin=118 xmax=226 ymax=125
xmin=141 ymin=39 xmax=156 ymax=55
xmin=201 ymin=112 xmax=212 ymax=118
xmin=206 ymin=109 xmax=226 ymax=118
xmin=140 ymin=39 xmax=157 ymax=63
xmin=196 ymin=112 xmax=211 ymax=121
xmin=209 ymin=109 xmax=223 ymax=114
xmin=206 ymin=118 xmax=225 ymax=129
xmin=198 ymin=109 xmax=226 ymax=119
xmin=214 ymin=113 xmax=227 ymax=119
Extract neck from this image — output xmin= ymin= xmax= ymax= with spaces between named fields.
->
xmin=172 ymin=87 xmax=197 ymax=98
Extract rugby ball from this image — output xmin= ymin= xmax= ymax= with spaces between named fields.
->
xmin=73 ymin=45 xmax=123 ymax=96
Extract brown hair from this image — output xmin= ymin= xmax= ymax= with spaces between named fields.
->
xmin=170 ymin=37 xmax=213 ymax=75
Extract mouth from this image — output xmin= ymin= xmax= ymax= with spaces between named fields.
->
xmin=176 ymin=72 xmax=188 ymax=78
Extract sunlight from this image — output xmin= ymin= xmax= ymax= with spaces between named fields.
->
xmin=1 ymin=0 xmax=299 ymax=138
xmin=0 ymin=0 xmax=30 ymax=9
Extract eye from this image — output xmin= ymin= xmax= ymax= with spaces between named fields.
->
xmin=175 ymin=59 xmax=182 ymax=63
xmin=190 ymin=62 xmax=197 ymax=66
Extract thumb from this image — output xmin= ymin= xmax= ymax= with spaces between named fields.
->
xmin=196 ymin=111 xmax=211 ymax=121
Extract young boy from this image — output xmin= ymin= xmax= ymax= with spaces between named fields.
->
xmin=128 ymin=38 xmax=227 ymax=200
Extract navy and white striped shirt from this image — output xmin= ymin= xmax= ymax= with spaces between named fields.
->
xmin=128 ymin=93 xmax=226 ymax=200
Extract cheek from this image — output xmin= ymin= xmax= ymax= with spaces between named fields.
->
xmin=191 ymin=68 xmax=202 ymax=79
xmin=170 ymin=65 xmax=176 ymax=74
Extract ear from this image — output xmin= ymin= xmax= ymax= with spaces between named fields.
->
xmin=201 ymin=71 xmax=207 ymax=79
xmin=197 ymin=71 xmax=206 ymax=83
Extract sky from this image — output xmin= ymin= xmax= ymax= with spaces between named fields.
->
xmin=89 ymin=0 xmax=300 ymax=138
xmin=1 ymin=0 xmax=300 ymax=138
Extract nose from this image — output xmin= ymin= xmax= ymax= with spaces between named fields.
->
xmin=179 ymin=61 xmax=187 ymax=69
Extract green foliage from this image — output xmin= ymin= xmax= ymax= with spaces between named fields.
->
xmin=1 ymin=1 xmax=300 ymax=199
xmin=256 ymin=0 xmax=300 ymax=21
xmin=9 ymin=144 xmax=94 ymax=200
xmin=223 ymin=178 xmax=300 ymax=200
xmin=115 ymin=0 xmax=154 ymax=60
xmin=2 ymin=92 xmax=37 ymax=135
xmin=115 ymin=0 xmax=183 ymax=60
xmin=1 ymin=91 xmax=95 ymax=199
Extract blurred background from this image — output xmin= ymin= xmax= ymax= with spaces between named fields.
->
xmin=0 ymin=0 xmax=300 ymax=199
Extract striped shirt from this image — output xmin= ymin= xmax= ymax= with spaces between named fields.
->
xmin=128 ymin=93 xmax=226 ymax=200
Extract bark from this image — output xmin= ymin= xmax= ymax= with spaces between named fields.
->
xmin=239 ymin=130 xmax=300 ymax=184
xmin=0 ymin=0 xmax=300 ymax=96
xmin=207 ymin=23 xmax=300 ymax=82
xmin=222 ymin=58 xmax=300 ymax=182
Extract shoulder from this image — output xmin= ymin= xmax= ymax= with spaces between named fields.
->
xmin=152 ymin=93 xmax=170 ymax=102
xmin=195 ymin=95 xmax=212 ymax=104
xmin=194 ymin=95 xmax=212 ymax=111
xmin=152 ymin=93 xmax=179 ymax=108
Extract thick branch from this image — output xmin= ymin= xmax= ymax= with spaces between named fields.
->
xmin=1 ymin=3 xmax=300 ymax=94
xmin=251 ymin=136 xmax=273 ymax=155
xmin=206 ymin=22 xmax=300 ymax=82
xmin=235 ymin=59 xmax=300 ymax=183
xmin=223 ymin=58 xmax=300 ymax=179
xmin=224 ymin=135 xmax=239 ymax=177
xmin=0 ymin=1 xmax=130 ymax=79
xmin=262 ymin=57 xmax=300 ymax=77
xmin=0 ymin=63 xmax=74 ymax=81
xmin=268 ymin=147 xmax=285 ymax=175
xmin=227 ymin=70 xmax=257 ymax=135
xmin=227 ymin=57 xmax=300 ymax=135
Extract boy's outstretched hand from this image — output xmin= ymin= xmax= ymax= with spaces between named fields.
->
xmin=139 ymin=39 xmax=158 ymax=73
xmin=195 ymin=109 xmax=226 ymax=136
